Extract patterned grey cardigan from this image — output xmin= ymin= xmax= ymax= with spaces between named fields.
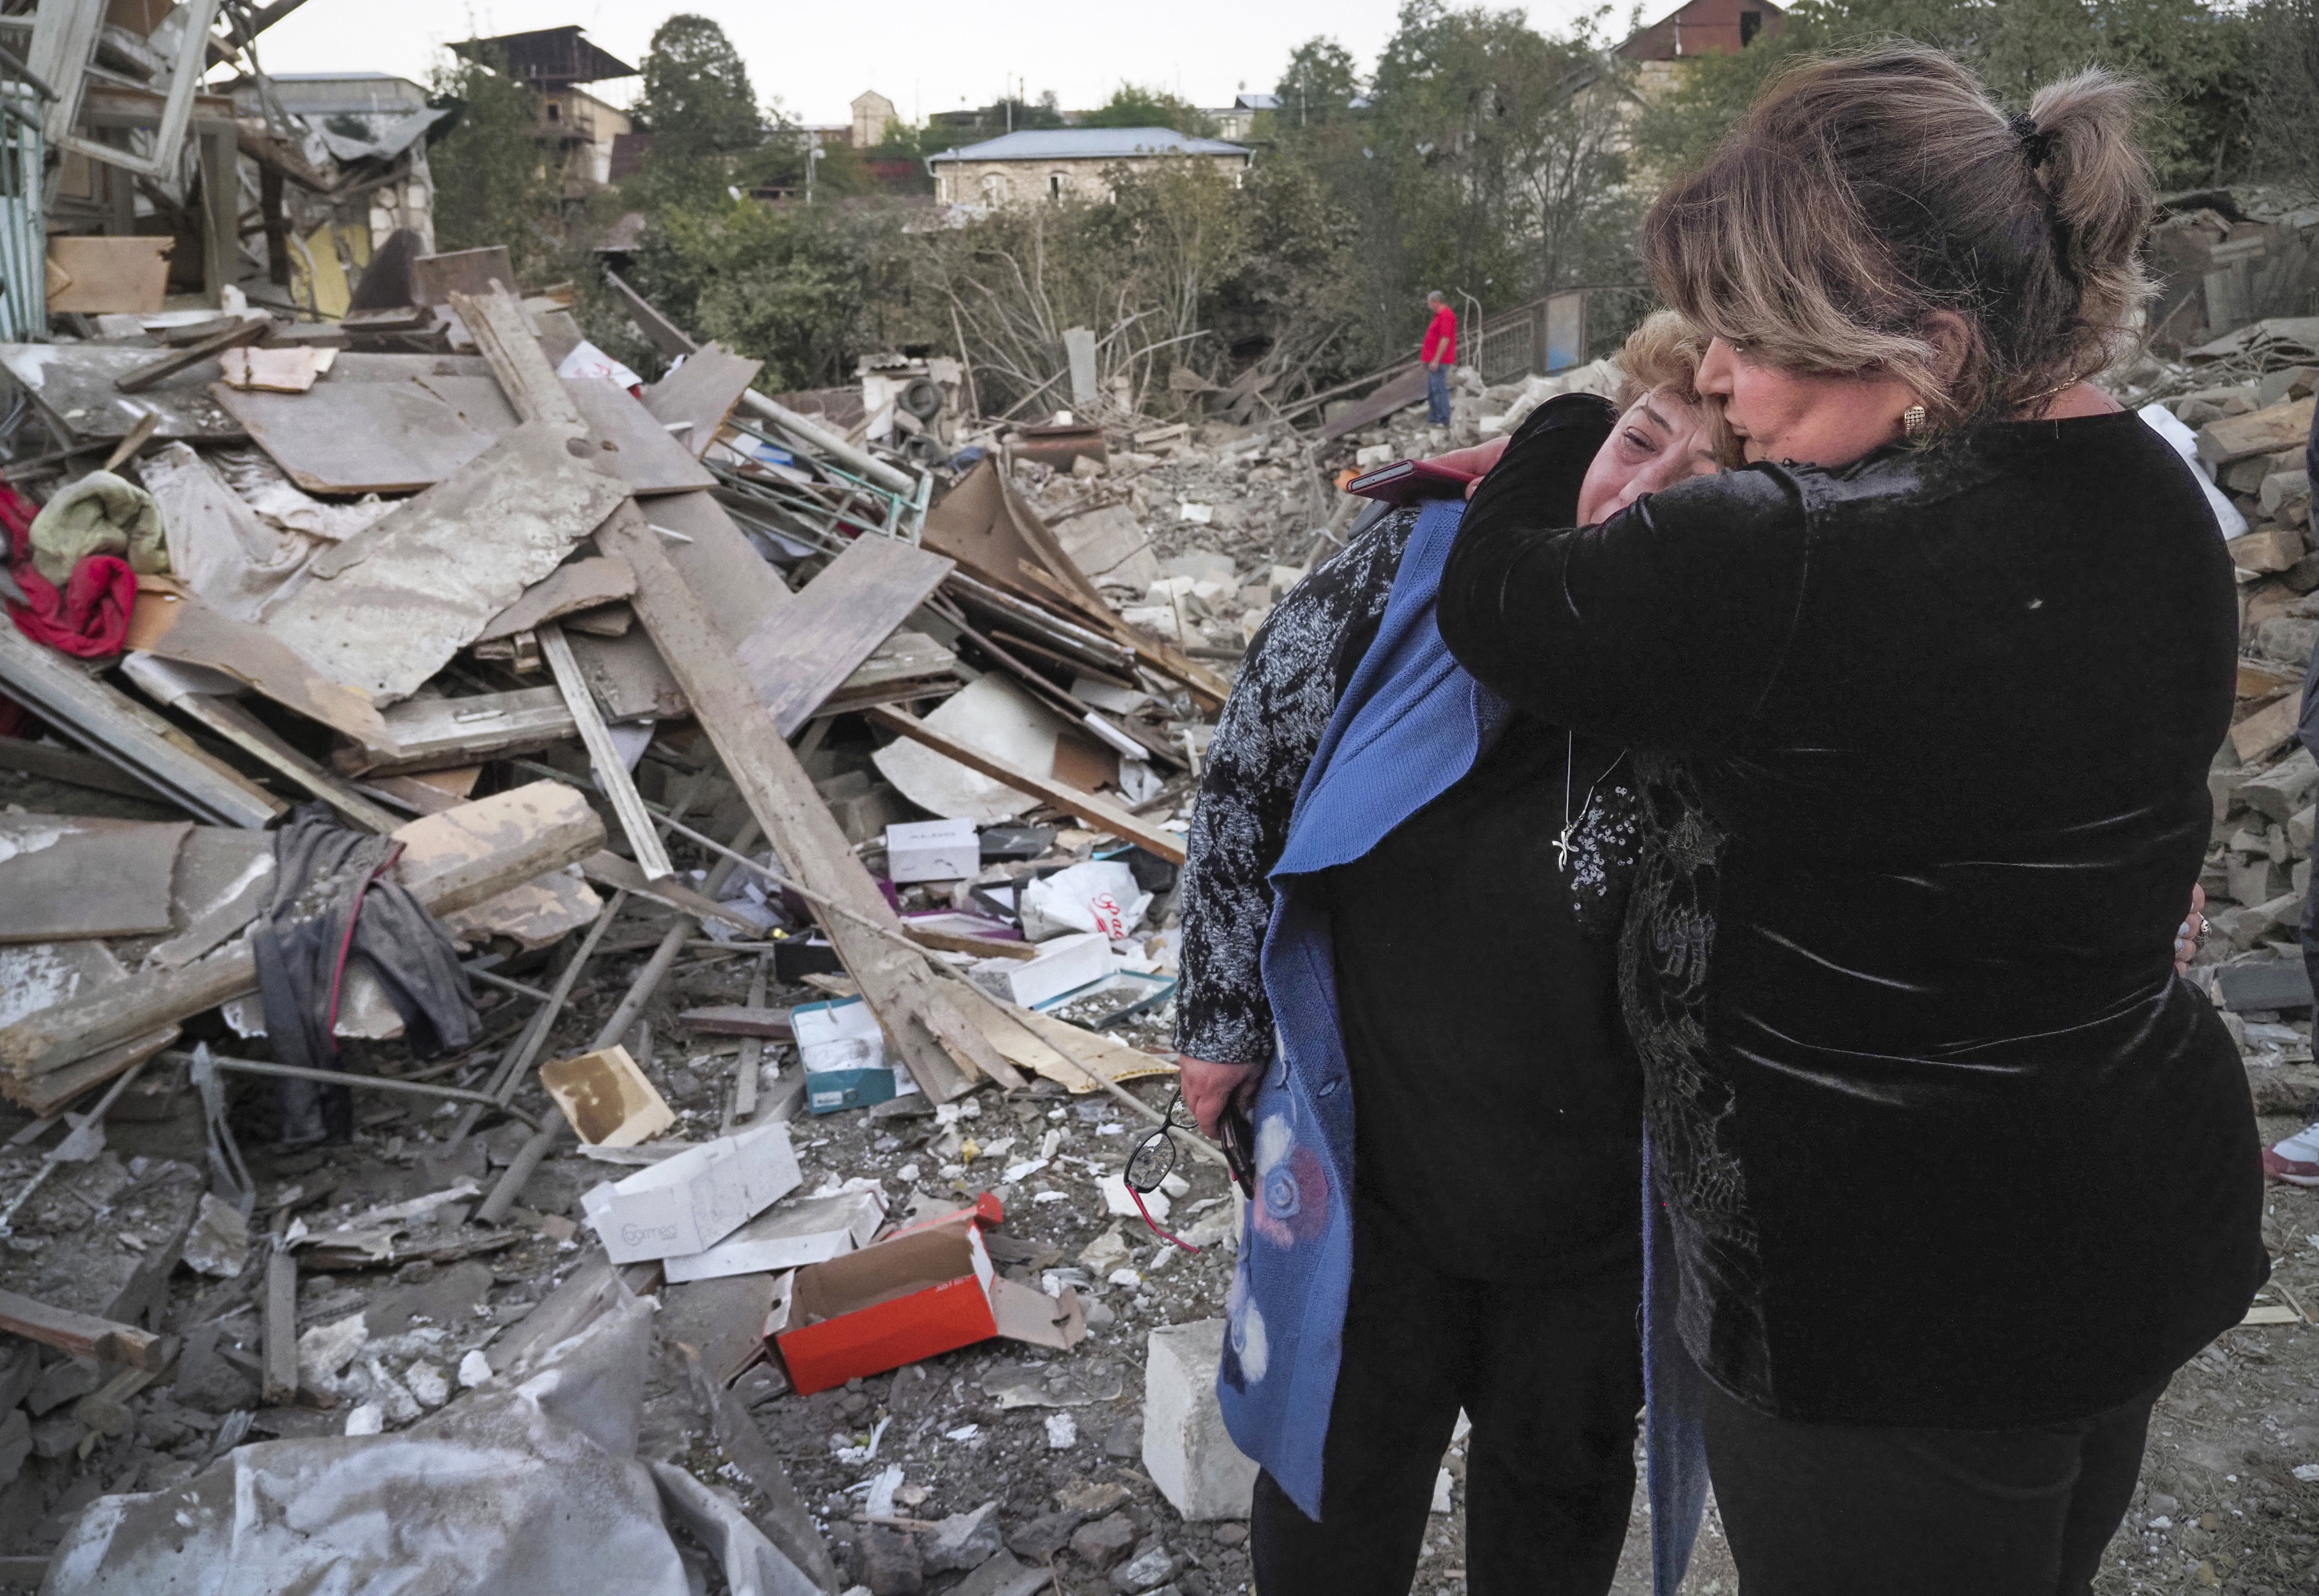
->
xmin=1174 ymin=394 xmax=1640 ymax=1065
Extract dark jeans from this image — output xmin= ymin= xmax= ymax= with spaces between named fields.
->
xmin=1425 ymin=364 xmax=1453 ymax=424
xmin=1251 ymin=1208 xmax=1643 ymax=1596
xmin=1698 ymin=1358 xmax=2162 ymax=1596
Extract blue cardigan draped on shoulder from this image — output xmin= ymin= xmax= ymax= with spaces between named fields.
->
xmin=1211 ymin=497 xmax=1708 ymax=1595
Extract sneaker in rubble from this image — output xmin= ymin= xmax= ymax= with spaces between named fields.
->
xmin=2262 ymin=1123 xmax=2319 ymax=1187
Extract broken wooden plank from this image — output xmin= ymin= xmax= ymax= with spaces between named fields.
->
xmin=0 ymin=621 xmax=283 ymax=828
xmin=410 ymin=246 xmax=513 ymax=308
xmin=0 ymin=735 xmax=161 ymax=800
xmin=115 ymin=314 xmax=267 ymax=394
xmin=122 ymin=662 xmax=400 ymax=834
xmin=0 ymin=816 xmax=188 ymax=943
xmin=0 ymin=1286 xmax=171 ymax=1372
xmin=537 ymin=620 xmax=673 ymax=881
xmin=738 ymin=535 xmax=955 ymax=737
xmin=603 ymin=503 xmax=993 ymax=1103
xmin=340 ymin=688 xmax=577 ymax=777
xmin=577 ymin=849 xmax=761 ymax=936
xmin=0 ymin=782 xmax=605 ymax=1081
xmin=254 ymin=420 xmax=631 ymax=703
xmin=863 ymin=703 xmax=1185 ymax=864
xmin=679 ymin=1006 xmax=795 ymax=1040
xmin=2200 ymin=396 xmax=2318 ymax=467
xmin=262 ymin=1249 xmax=297 ymax=1405
xmin=217 ymin=344 xmax=336 ymax=393
xmin=459 ymin=286 xmax=997 ymax=1101
xmin=13 ymin=1025 xmax=179 ymax=1118
xmin=476 ymin=555 xmax=636 ymax=642
xmin=641 ymin=343 xmax=762 ymax=459
xmin=126 ymin=584 xmax=387 ymax=745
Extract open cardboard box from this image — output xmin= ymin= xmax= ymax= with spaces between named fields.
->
xmin=769 ymin=1200 xmax=1084 ymax=1394
xmin=580 ymin=1120 xmax=801 ymax=1265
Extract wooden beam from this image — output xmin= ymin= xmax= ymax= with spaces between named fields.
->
xmin=117 ymin=314 xmax=259 ymax=396
xmin=262 ymin=1248 xmax=297 ymax=1405
xmin=863 ymin=704 xmax=1186 ymax=864
xmin=0 ymin=782 xmax=605 ymax=1082
xmin=0 ymin=734 xmax=163 ymax=800
xmin=454 ymin=285 xmax=995 ymax=1102
xmin=601 ymin=504 xmax=989 ymax=1102
xmin=0 ymin=622 xmax=282 ymax=828
xmin=0 ymin=1286 xmax=170 ymax=1372
xmin=537 ymin=620 xmax=673 ymax=881
xmin=340 ymin=687 xmax=577 ymax=777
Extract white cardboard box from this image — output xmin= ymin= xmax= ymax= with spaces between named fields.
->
xmin=885 ymin=818 xmax=979 ymax=883
xmin=580 ymin=1121 xmax=803 ymax=1264
xmin=794 ymin=995 xmax=886 ymax=1074
xmin=968 ymin=931 xmax=1115 ymax=1009
xmin=661 ymin=1187 xmax=888 ymax=1284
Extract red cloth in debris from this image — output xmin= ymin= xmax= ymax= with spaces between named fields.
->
xmin=0 ymin=481 xmax=137 ymax=659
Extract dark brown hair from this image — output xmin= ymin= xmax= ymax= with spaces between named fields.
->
xmin=1644 ymin=45 xmax=2156 ymax=431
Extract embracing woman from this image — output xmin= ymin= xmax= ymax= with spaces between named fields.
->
xmin=1172 ymin=314 xmax=1730 ymax=1596
xmin=1440 ymin=47 xmax=2268 ymax=1595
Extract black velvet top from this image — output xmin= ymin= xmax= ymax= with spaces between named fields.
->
xmin=1439 ymin=407 xmax=2270 ymax=1428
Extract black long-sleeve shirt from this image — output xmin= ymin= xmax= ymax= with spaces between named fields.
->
xmin=1439 ymin=409 xmax=2269 ymax=1427
xmin=1175 ymin=396 xmax=1643 ymax=1278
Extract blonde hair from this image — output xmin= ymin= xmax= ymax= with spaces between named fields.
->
xmin=1616 ymin=310 xmax=1711 ymax=407
xmin=1644 ymin=45 xmax=2156 ymax=433
xmin=1615 ymin=310 xmax=1743 ymax=467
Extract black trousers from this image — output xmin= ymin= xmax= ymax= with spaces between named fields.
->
xmin=1699 ymin=1358 xmax=2162 ymax=1596
xmin=1251 ymin=1209 xmax=1644 ymax=1596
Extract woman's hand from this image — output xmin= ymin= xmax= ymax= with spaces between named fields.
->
xmin=1426 ymin=436 xmax=1511 ymax=495
xmin=1179 ymin=1056 xmax=1261 ymax=1138
xmin=2175 ymin=883 xmax=2206 ymax=977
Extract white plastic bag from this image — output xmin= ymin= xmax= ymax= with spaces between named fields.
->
xmin=1019 ymin=860 xmax=1151 ymax=942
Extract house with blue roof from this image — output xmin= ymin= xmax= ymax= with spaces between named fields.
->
xmin=926 ymin=127 xmax=1253 ymax=207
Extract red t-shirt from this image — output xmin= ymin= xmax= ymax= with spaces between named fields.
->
xmin=1421 ymin=304 xmax=1457 ymax=364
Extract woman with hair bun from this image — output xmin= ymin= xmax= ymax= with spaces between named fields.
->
xmin=1440 ymin=46 xmax=2268 ymax=1595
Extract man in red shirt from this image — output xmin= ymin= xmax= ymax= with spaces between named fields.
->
xmin=1421 ymin=291 xmax=1457 ymax=425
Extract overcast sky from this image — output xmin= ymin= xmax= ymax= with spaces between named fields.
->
xmin=253 ymin=1 xmax=1630 ymax=127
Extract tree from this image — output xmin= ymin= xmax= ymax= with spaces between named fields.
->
xmin=631 ymin=14 xmax=763 ymax=209
xmin=1080 ymin=84 xmax=1220 ymax=138
xmin=1274 ymin=38 xmax=1363 ymax=125
xmin=1630 ymin=1 xmax=2262 ymax=190
xmin=2246 ymin=0 xmax=2319 ymax=191
xmin=426 ymin=44 xmax=563 ymax=283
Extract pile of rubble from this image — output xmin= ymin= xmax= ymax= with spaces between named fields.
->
xmin=2156 ymin=308 xmax=2319 ymax=1107
xmin=0 ymin=226 xmax=1290 ymax=1594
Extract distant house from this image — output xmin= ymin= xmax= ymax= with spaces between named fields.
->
xmin=1617 ymin=0 xmax=1787 ymax=94
xmin=1211 ymin=93 xmax=1281 ymax=142
xmin=452 ymin=25 xmax=637 ymax=194
xmin=852 ymin=91 xmax=898 ymax=150
xmin=927 ymin=127 xmax=1252 ymax=207
xmin=229 ymin=72 xmax=445 ymax=252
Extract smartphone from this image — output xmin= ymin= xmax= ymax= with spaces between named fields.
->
xmin=1345 ymin=457 xmax=1478 ymax=505
xmin=1220 ymin=1101 xmax=1257 ymax=1199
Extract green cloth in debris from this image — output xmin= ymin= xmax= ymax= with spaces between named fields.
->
xmin=26 ymin=471 xmax=168 ymax=587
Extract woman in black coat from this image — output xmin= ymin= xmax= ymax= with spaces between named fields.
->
xmin=1437 ymin=46 xmax=2268 ymax=1596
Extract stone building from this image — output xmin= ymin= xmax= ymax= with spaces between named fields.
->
xmin=927 ymin=127 xmax=1252 ymax=208
xmin=851 ymin=91 xmax=898 ymax=151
